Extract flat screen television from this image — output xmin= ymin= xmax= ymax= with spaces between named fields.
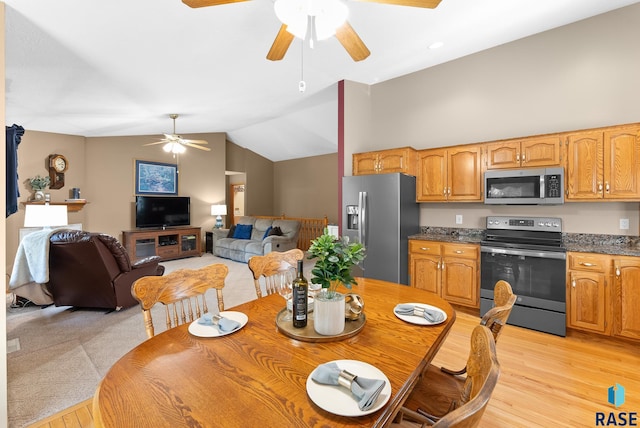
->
xmin=135 ymin=196 xmax=190 ymax=228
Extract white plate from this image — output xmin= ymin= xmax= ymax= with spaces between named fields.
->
xmin=394 ymin=303 xmax=447 ymax=326
xmin=187 ymin=311 xmax=248 ymax=338
xmin=306 ymin=359 xmax=392 ymax=417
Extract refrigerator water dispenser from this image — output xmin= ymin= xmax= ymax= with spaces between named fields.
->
xmin=346 ymin=205 xmax=359 ymax=230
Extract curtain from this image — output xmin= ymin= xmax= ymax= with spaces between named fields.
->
xmin=6 ymin=124 xmax=25 ymax=217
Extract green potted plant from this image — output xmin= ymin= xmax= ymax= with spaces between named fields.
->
xmin=29 ymin=175 xmax=50 ymax=201
xmin=307 ymin=229 xmax=366 ymax=335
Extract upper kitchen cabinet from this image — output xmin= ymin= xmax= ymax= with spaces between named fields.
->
xmin=485 ymin=135 xmax=562 ymax=169
xmin=352 ymin=147 xmax=416 ymax=176
xmin=417 ymin=145 xmax=483 ymax=202
xmin=565 ymin=124 xmax=640 ymax=201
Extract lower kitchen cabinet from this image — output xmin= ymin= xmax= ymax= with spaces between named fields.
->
xmin=409 ymin=240 xmax=479 ymax=308
xmin=567 ymin=252 xmax=640 ymax=341
xmin=612 ymin=256 xmax=640 ymax=340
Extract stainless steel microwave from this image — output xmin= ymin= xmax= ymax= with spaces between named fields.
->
xmin=484 ymin=167 xmax=564 ymax=205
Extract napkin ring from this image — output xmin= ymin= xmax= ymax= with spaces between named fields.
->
xmin=345 ymin=293 xmax=364 ymax=321
xmin=338 ymin=370 xmax=357 ymax=389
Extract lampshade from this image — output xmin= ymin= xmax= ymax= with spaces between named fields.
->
xmin=210 ymin=205 xmax=227 ymax=216
xmin=24 ymin=204 xmax=68 ymax=228
xmin=274 ymin=0 xmax=348 ymax=41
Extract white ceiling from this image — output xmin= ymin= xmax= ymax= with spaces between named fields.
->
xmin=5 ymin=0 xmax=639 ymax=161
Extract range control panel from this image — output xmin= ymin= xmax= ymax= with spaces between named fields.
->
xmin=486 ymin=216 xmax=562 ymax=232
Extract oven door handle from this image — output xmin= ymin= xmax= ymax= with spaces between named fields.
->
xmin=481 ymin=246 xmax=566 ymax=260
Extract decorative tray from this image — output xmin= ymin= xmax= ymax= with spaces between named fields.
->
xmin=275 ymin=309 xmax=366 ymax=343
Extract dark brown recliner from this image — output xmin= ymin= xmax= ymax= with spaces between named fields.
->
xmin=46 ymin=230 xmax=165 ymax=310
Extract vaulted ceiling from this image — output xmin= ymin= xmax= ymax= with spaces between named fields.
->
xmin=5 ymin=0 xmax=639 ymax=161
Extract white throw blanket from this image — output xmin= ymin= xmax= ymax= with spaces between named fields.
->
xmin=9 ymin=228 xmax=60 ymax=305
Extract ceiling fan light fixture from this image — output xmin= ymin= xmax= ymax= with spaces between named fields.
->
xmin=163 ymin=142 xmax=186 ymax=154
xmin=275 ymin=0 xmax=347 ymax=41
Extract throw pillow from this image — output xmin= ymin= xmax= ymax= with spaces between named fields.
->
xmin=233 ymin=224 xmax=253 ymax=240
xmin=267 ymin=226 xmax=283 ymax=237
xmin=226 ymin=225 xmax=236 ymax=238
xmin=262 ymin=226 xmax=273 ymax=240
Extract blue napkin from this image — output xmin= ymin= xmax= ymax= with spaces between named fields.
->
xmin=394 ymin=304 xmax=444 ymax=323
xmin=198 ymin=313 xmax=241 ymax=333
xmin=311 ymin=362 xmax=386 ymax=411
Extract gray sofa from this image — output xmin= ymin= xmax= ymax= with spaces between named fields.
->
xmin=212 ymin=216 xmax=301 ymax=263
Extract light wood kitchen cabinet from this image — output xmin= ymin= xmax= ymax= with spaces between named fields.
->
xmin=565 ymin=124 xmax=640 ymax=201
xmin=567 ymin=252 xmax=610 ymax=334
xmin=352 ymin=147 xmax=416 ymax=176
xmin=567 ymin=252 xmax=640 ymax=341
xmin=612 ymin=256 xmax=640 ymax=341
xmin=485 ymin=135 xmax=562 ymax=169
xmin=416 ymin=145 xmax=483 ymax=202
xmin=409 ymin=240 xmax=479 ymax=308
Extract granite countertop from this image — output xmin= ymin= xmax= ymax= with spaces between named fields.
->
xmin=409 ymin=227 xmax=640 ymax=257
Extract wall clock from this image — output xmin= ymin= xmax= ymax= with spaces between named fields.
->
xmin=48 ymin=154 xmax=68 ymax=189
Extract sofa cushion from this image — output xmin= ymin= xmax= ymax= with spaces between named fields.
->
xmin=233 ymin=224 xmax=253 ymax=240
xmin=252 ymin=218 xmax=274 ymax=241
xmin=227 ymin=225 xmax=236 ymax=238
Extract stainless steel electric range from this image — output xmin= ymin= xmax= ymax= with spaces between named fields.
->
xmin=480 ymin=216 xmax=567 ymax=336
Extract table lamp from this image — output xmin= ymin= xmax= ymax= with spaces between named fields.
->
xmin=210 ymin=204 xmax=227 ymax=229
xmin=24 ymin=204 xmax=68 ymax=229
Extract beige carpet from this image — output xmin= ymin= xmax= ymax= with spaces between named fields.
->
xmin=6 ymin=253 xmax=312 ymax=427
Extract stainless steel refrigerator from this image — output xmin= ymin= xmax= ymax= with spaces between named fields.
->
xmin=342 ymin=173 xmax=419 ymax=285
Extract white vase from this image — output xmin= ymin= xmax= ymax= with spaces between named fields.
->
xmin=314 ymin=290 xmax=345 ymax=335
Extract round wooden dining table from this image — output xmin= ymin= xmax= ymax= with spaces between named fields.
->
xmin=93 ymin=277 xmax=456 ymax=427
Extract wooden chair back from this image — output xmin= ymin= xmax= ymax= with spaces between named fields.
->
xmin=131 ymin=263 xmax=229 ymax=338
xmin=432 ymin=325 xmax=500 ymax=427
xmin=248 ymin=249 xmax=304 ymax=298
xmin=481 ymin=280 xmax=517 ymax=344
xmin=396 ymin=325 xmax=500 ymax=428
xmin=441 ymin=280 xmax=515 ymax=376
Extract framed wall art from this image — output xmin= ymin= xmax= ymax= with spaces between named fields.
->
xmin=134 ymin=160 xmax=178 ymax=195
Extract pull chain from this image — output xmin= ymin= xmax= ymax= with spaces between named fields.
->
xmin=299 ymin=40 xmax=306 ymax=93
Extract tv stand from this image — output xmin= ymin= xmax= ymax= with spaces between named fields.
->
xmin=122 ymin=227 xmax=201 ymax=262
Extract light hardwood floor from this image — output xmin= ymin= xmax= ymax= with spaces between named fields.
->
xmin=27 ymin=311 xmax=640 ymax=428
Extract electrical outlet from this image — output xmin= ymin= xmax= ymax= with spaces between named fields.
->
xmin=620 ymin=218 xmax=630 ymax=230
xmin=455 ymin=215 xmax=463 ymax=225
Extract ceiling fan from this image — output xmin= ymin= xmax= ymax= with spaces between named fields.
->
xmin=181 ymin=0 xmax=443 ymax=62
xmin=144 ymin=114 xmax=210 ymax=153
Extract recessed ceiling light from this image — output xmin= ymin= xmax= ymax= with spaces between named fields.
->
xmin=429 ymin=42 xmax=444 ymax=50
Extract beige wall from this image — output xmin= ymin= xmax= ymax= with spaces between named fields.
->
xmin=342 ymin=81 xmax=372 ymax=177
xmin=343 ymin=3 xmax=640 ymax=236
xmin=5 ymin=131 xmax=88 ymax=272
xmin=274 ymin=153 xmax=339 ymax=224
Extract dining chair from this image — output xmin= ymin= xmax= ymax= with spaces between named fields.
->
xmin=248 ymin=249 xmax=304 ymax=298
xmin=131 ymin=263 xmax=229 ymax=338
xmin=393 ymin=324 xmax=500 ymax=428
xmin=440 ymin=280 xmax=516 ymax=376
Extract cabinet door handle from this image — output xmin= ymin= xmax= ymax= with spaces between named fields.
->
xmin=516 ymin=153 xmax=520 ymax=162
xmin=571 ymin=279 xmax=576 ymax=288
xmin=598 ymin=182 xmax=603 ymax=192
xmin=605 ymin=182 xmax=610 ymax=193
xmin=420 ymin=247 xmax=430 ymax=251
xmin=436 ymin=261 xmax=441 ymax=270
xmin=400 ymin=158 xmax=403 ymax=169
xmin=616 ymin=267 xmax=621 ymax=276
xmin=441 ymin=261 xmax=445 ymax=270
xmin=443 ymin=188 xmax=447 ymax=196
xmin=522 ymin=153 xmax=526 ymax=162
xmin=454 ymin=250 xmax=464 ymax=254
xmin=448 ymin=187 xmax=451 ymax=195
xmin=580 ymin=262 xmax=596 ymax=267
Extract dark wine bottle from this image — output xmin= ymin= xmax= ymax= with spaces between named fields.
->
xmin=291 ymin=260 xmax=308 ymax=328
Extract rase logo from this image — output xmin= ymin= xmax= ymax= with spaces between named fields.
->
xmin=596 ymin=383 xmax=637 ymax=426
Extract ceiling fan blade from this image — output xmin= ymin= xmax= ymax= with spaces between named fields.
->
xmin=353 ymin=0 xmax=441 ymax=8
xmin=267 ymin=24 xmax=295 ymax=61
xmin=181 ymin=139 xmax=209 ymax=145
xmin=182 ymin=0 xmax=250 ymax=8
xmin=184 ymin=143 xmax=211 ymax=151
xmin=143 ymin=141 xmax=167 ymax=146
xmin=335 ymin=22 xmax=370 ymax=62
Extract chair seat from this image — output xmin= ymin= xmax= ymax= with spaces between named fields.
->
xmin=405 ymin=364 xmax=465 ymax=419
